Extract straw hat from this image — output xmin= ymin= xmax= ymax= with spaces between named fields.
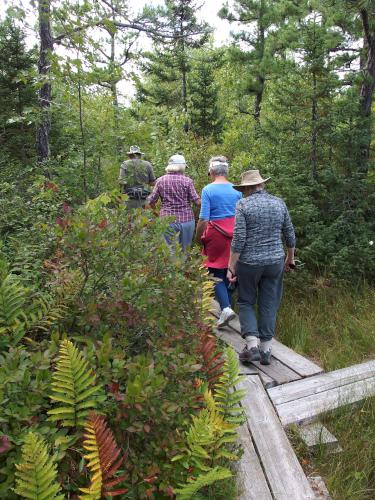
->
xmin=233 ymin=170 xmax=270 ymax=191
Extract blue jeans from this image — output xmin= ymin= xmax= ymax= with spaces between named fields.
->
xmin=164 ymin=220 xmax=195 ymax=252
xmin=237 ymin=259 xmax=284 ymax=341
xmin=209 ymin=267 xmax=232 ymax=310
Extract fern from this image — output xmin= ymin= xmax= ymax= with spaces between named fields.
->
xmin=25 ymin=294 xmax=67 ymax=334
xmin=214 ymin=347 xmax=246 ymax=425
xmin=172 ymin=391 xmax=238 ymax=473
xmin=14 ymin=432 xmax=64 ymax=500
xmin=48 ymin=339 xmax=101 ymax=427
xmin=79 ymin=413 xmax=127 ymax=499
xmin=198 ymin=327 xmax=225 ymax=388
xmin=200 ymin=275 xmax=216 ymax=327
xmin=0 ymin=268 xmax=68 ymax=345
xmin=0 ymin=274 xmax=27 ymax=332
xmin=174 ymin=466 xmax=232 ymax=499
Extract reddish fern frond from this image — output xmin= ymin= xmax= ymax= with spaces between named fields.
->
xmin=197 ymin=328 xmax=225 ymax=389
xmin=79 ymin=413 xmax=128 ymax=499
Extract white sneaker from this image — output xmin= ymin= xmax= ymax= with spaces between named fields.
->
xmin=217 ymin=307 xmax=235 ymax=328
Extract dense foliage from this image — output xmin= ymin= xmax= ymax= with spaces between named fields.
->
xmin=0 ymin=0 xmax=375 ymax=497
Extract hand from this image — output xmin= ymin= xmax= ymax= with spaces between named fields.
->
xmin=284 ymin=256 xmax=295 ymax=272
xmin=227 ymin=268 xmax=237 ymax=283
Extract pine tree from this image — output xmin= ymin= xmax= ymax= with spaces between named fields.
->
xmin=219 ymin=0 xmax=306 ymax=124
xmin=189 ymin=52 xmax=223 ymax=140
xmin=140 ymin=0 xmax=211 ymax=132
xmin=0 ymin=18 xmax=37 ymax=167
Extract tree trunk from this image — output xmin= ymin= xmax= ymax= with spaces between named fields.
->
xmin=182 ymin=63 xmax=188 ymax=132
xmin=78 ymin=80 xmax=88 ymax=201
xmin=109 ymin=3 xmax=122 ymax=158
xmin=253 ymin=19 xmax=265 ymax=125
xmin=37 ymin=0 xmax=53 ymax=175
xmin=254 ymin=74 xmax=265 ymax=122
xmin=359 ymin=9 xmax=375 ymax=174
xmin=311 ymin=71 xmax=318 ymax=180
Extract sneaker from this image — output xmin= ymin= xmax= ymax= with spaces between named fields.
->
xmin=217 ymin=307 xmax=235 ymax=328
xmin=260 ymin=349 xmax=272 ymax=365
xmin=239 ymin=346 xmax=260 ymax=364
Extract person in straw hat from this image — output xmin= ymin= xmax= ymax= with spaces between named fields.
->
xmin=118 ymin=145 xmax=156 ymax=209
xmin=146 ymin=154 xmax=200 ymax=251
xmin=227 ymin=169 xmax=296 ymax=366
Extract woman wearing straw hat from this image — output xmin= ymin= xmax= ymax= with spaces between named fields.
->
xmin=147 ymin=154 xmax=200 ymax=251
xmin=227 ymin=170 xmax=296 ymax=366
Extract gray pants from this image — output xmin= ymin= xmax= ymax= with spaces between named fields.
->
xmin=237 ymin=259 xmax=284 ymax=342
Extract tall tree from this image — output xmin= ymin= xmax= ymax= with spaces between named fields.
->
xmin=37 ymin=0 xmax=53 ymax=173
xmin=140 ymin=0 xmax=211 ymax=132
xmin=189 ymin=52 xmax=223 ymax=140
xmin=0 ymin=18 xmax=36 ymax=165
xmin=219 ymin=0 xmax=306 ymax=124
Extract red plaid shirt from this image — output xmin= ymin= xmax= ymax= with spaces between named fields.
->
xmin=147 ymin=172 xmax=200 ymax=223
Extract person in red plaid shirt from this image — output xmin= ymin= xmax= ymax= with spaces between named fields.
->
xmin=146 ymin=154 xmax=201 ymax=251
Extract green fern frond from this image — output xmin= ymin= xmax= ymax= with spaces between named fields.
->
xmin=175 ymin=466 xmax=232 ymax=499
xmin=200 ymin=274 xmax=216 ymax=326
xmin=173 ymin=391 xmax=237 ymax=472
xmin=14 ymin=432 xmax=64 ymax=500
xmin=26 ymin=294 xmax=67 ymax=333
xmin=214 ymin=347 xmax=246 ymax=425
xmin=48 ymin=339 xmax=101 ymax=427
xmin=0 ymin=274 xmax=26 ymax=332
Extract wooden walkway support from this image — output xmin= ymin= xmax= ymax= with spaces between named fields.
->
xmin=238 ymin=376 xmax=316 ymax=499
xmin=268 ymin=360 xmax=375 ymax=426
xmin=211 ymin=303 xmax=375 ymax=499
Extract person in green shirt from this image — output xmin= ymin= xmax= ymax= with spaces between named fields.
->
xmin=118 ymin=145 xmax=156 ymax=209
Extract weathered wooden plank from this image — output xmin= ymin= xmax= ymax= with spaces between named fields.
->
xmin=235 ymin=423 xmax=272 ymax=500
xmin=275 ymin=377 xmax=375 ymax=426
xmin=211 ymin=301 xmax=321 ymax=378
xmin=268 ymin=360 xmax=375 ymax=406
xmin=298 ymin=423 xmax=342 ymax=453
xmin=214 ymin=326 xmax=300 ymax=385
xmin=237 ymin=376 xmax=315 ymax=499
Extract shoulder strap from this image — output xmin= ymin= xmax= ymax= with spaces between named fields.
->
xmin=208 ymin=221 xmax=233 ymax=238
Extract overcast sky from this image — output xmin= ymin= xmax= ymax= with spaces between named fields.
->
xmin=0 ymin=0 xmax=233 ymax=99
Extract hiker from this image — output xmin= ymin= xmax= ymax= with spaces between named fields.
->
xmin=227 ymin=170 xmax=296 ymax=366
xmin=146 ymin=154 xmax=200 ymax=251
xmin=195 ymin=156 xmax=242 ymax=328
xmin=118 ymin=145 xmax=156 ymax=209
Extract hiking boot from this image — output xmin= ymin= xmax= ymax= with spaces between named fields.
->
xmin=260 ymin=349 xmax=272 ymax=365
xmin=217 ymin=307 xmax=235 ymax=328
xmin=239 ymin=346 xmax=260 ymax=364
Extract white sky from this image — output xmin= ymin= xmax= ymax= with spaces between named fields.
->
xmin=0 ymin=0 xmax=234 ymax=100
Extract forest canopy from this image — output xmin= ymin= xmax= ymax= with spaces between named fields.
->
xmin=1 ymin=0 xmax=374 ymax=282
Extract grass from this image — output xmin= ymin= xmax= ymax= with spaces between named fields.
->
xmin=277 ymin=272 xmax=375 ymax=499
xmin=278 ymin=272 xmax=375 ymax=370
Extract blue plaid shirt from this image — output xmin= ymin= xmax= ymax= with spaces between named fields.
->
xmin=231 ymin=190 xmax=296 ymax=265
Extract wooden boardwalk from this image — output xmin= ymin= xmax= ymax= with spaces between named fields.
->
xmin=211 ymin=304 xmax=375 ymax=499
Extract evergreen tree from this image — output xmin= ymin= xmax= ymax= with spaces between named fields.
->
xmin=219 ymin=0 xmax=306 ymax=124
xmin=140 ymin=0 xmax=211 ymax=131
xmin=0 ymin=18 xmax=37 ymax=167
xmin=189 ymin=52 xmax=223 ymax=140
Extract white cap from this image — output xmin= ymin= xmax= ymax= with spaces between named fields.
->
xmin=210 ymin=160 xmax=228 ymax=168
xmin=168 ymin=154 xmax=186 ymax=166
